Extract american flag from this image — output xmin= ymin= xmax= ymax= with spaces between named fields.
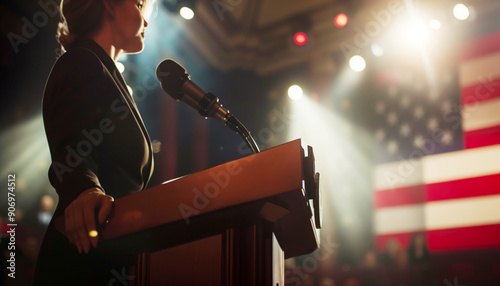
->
xmin=372 ymin=31 xmax=500 ymax=253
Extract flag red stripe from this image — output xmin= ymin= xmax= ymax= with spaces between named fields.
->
xmin=374 ymin=185 xmax=426 ymax=208
xmin=374 ymin=31 xmax=500 ymax=257
xmin=375 ymin=173 xmax=500 ymax=208
xmin=376 ymin=224 xmax=500 ymax=252
xmin=427 ymin=224 xmax=500 ymax=251
xmin=461 ymin=78 xmax=500 ymax=106
xmin=464 ymin=126 xmax=500 ymax=149
xmin=459 ymin=31 xmax=500 ymax=61
xmin=426 ymin=173 xmax=500 ymax=202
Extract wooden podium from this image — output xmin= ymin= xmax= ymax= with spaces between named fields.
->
xmin=59 ymin=139 xmax=321 ymax=285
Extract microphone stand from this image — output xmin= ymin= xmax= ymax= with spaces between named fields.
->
xmin=227 ymin=115 xmax=260 ymax=154
xmin=199 ymin=92 xmax=260 ymax=154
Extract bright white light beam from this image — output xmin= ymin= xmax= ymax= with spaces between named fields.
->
xmin=349 ymin=55 xmax=366 ymax=72
xmin=288 ymin=85 xmax=303 ymax=101
xmin=453 ymin=4 xmax=470 ymax=20
xmin=180 ymin=7 xmax=194 ymax=20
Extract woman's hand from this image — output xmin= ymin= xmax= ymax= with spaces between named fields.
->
xmin=64 ymin=187 xmax=114 ymax=254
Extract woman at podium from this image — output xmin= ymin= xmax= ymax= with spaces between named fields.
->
xmin=33 ymin=0 xmax=154 ymax=285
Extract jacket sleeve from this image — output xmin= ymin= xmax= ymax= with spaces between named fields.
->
xmin=43 ymin=48 xmax=118 ymax=207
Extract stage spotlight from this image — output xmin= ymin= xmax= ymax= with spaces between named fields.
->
xmin=288 ymin=85 xmax=303 ymax=100
xmin=116 ymin=61 xmax=125 ymax=73
xmin=406 ymin=21 xmax=428 ymax=44
xmin=334 ymin=13 xmax=348 ymax=28
xmin=349 ymin=55 xmax=366 ymax=72
xmin=162 ymin=0 xmax=195 ymax=19
xmin=180 ymin=6 xmax=194 ymax=19
xmin=294 ymin=32 xmax=308 ymax=46
xmin=453 ymin=4 xmax=470 ymax=20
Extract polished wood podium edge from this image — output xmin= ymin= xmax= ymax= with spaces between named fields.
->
xmin=55 ymin=139 xmax=319 ymax=258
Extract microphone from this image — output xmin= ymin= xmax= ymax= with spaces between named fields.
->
xmin=156 ymin=59 xmax=260 ymax=153
xmin=156 ymin=59 xmax=232 ymax=126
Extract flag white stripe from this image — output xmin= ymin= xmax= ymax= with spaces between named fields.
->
xmin=422 ymin=144 xmax=500 ymax=184
xmin=462 ymin=97 xmax=500 ymax=131
xmin=374 ymin=204 xmax=425 ymax=235
xmin=375 ymin=195 xmax=500 ymax=234
xmin=373 ymin=159 xmax=423 ymax=190
xmin=459 ymin=51 xmax=500 ymax=88
xmin=374 ymin=144 xmax=500 ymax=190
xmin=425 ymin=195 xmax=500 ymax=230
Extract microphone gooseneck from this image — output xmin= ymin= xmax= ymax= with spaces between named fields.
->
xmin=156 ymin=59 xmax=260 ymax=154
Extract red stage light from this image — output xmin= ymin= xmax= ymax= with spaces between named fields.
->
xmin=294 ymin=32 xmax=308 ymax=46
xmin=334 ymin=13 xmax=348 ymax=28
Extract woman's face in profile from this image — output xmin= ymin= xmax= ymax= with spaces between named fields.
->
xmin=112 ymin=0 xmax=149 ymax=53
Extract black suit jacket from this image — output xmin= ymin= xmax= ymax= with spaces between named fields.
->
xmin=33 ymin=38 xmax=154 ymax=285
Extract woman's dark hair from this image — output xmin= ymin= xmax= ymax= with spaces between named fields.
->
xmin=57 ymin=0 xmax=125 ymax=51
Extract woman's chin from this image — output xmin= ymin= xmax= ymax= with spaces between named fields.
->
xmin=124 ymin=41 xmax=145 ymax=54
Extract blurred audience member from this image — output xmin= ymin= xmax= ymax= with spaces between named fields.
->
xmin=361 ymin=251 xmax=383 ymax=286
xmin=390 ymin=249 xmax=416 ymax=286
xmin=25 ymin=194 xmax=55 ymax=230
xmin=318 ymin=277 xmax=336 ymax=286
xmin=377 ymin=238 xmax=402 ymax=266
xmin=362 ymin=251 xmax=377 ymax=270
xmin=408 ymin=233 xmax=430 ymax=266
xmin=301 ymin=276 xmax=315 ymax=286
xmin=342 ymin=277 xmax=361 ymax=286
xmin=395 ymin=249 xmax=409 ymax=270
xmin=407 ymin=233 xmax=432 ymax=286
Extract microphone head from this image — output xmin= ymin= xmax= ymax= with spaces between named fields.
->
xmin=156 ymin=59 xmax=188 ymax=100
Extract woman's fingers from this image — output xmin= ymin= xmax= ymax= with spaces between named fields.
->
xmin=64 ymin=188 xmax=114 ymax=253
xmin=83 ymin=203 xmax=98 ymax=252
xmin=98 ymin=196 xmax=114 ymax=224
xmin=66 ymin=204 xmax=86 ymax=253
xmin=65 ymin=207 xmax=80 ymax=252
xmin=73 ymin=202 xmax=90 ymax=254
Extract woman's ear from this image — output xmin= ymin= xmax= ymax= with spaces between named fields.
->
xmin=102 ymin=0 xmax=116 ymax=18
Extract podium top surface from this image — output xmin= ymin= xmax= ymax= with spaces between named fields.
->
xmin=57 ymin=139 xmax=319 ymax=258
